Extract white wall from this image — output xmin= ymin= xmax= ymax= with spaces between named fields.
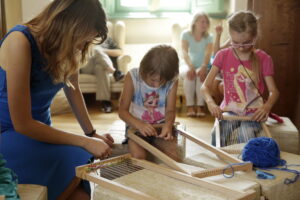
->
xmin=21 ymin=0 xmax=51 ymax=22
xmin=5 ymin=0 xmax=22 ymax=30
xmin=230 ymin=0 xmax=248 ymax=13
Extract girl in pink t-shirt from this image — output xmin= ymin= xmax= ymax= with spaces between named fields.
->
xmin=201 ymin=11 xmax=279 ymax=146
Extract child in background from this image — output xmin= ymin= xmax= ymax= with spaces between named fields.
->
xmin=201 ymin=10 xmax=279 ymax=146
xmin=118 ymin=45 xmax=179 ymax=160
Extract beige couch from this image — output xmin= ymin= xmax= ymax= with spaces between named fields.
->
xmin=171 ymin=22 xmax=189 ymax=97
xmin=79 ymin=21 xmax=131 ymax=95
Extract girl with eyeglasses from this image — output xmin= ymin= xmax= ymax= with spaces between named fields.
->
xmin=201 ymin=10 xmax=279 ymax=145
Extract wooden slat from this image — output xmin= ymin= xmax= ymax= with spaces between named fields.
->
xmin=132 ymin=158 xmax=256 ymax=200
xmin=261 ymin=123 xmax=272 ymax=138
xmin=215 ymin=118 xmax=221 ymax=148
xmin=191 ymin=162 xmax=253 ymax=178
xmin=177 ymin=128 xmax=242 ymax=163
xmin=222 ymin=115 xmax=252 ymax=121
xmin=128 ymin=131 xmax=189 ymax=174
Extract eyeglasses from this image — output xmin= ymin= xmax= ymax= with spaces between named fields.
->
xmin=230 ymin=41 xmax=255 ymax=49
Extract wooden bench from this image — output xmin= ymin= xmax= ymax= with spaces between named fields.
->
xmin=184 ymin=151 xmax=300 ymax=200
xmin=18 ymin=184 xmax=47 ymax=200
xmin=267 ymin=117 xmax=300 ymax=154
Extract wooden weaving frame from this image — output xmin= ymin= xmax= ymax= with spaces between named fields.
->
xmin=127 ymin=125 xmax=252 ymax=179
xmin=214 ymin=115 xmax=272 ymax=154
xmin=76 ymin=154 xmax=256 ymax=200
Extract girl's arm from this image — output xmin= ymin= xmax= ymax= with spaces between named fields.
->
xmin=252 ymin=76 xmax=280 ymax=121
xmin=202 ymin=43 xmax=213 ymax=67
xmin=213 ymin=24 xmax=230 ymax=56
xmin=201 ymin=65 xmax=223 ymax=119
xmin=63 ymin=72 xmax=113 ymax=146
xmin=118 ymin=72 xmax=157 ymax=137
xmin=181 ymin=39 xmax=194 ymax=70
xmin=181 ymin=39 xmax=196 ymax=80
xmin=159 ymin=80 xmax=178 ymax=140
xmin=198 ymin=42 xmax=213 ymax=82
xmin=213 ymin=24 xmax=223 ymax=56
xmin=1 ymin=32 xmax=110 ymax=159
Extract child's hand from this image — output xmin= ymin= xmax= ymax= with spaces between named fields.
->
xmin=136 ymin=122 xmax=157 ymax=137
xmin=158 ymin=124 xmax=174 ymax=140
xmin=252 ymin=104 xmax=271 ymax=122
xmin=207 ymin=102 xmax=222 ymax=119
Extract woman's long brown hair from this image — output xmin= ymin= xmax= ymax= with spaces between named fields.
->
xmin=25 ymin=0 xmax=107 ymax=83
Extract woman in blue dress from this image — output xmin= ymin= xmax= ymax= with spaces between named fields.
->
xmin=0 ymin=0 xmax=114 ymax=199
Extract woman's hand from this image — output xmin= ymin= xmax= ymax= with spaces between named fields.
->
xmin=197 ymin=66 xmax=207 ymax=82
xmin=158 ymin=124 xmax=174 ymax=140
xmin=136 ymin=121 xmax=157 ymax=137
xmin=252 ymin=104 xmax=271 ymax=122
xmin=207 ymin=101 xmax=222 ymax=119
xmin=187 ymin=68 xmax=196 ymax=80
xmin=93 ymin=133 xmax=114 ymax=147
xmin=84 ymin=137 xmax=112 ymax=160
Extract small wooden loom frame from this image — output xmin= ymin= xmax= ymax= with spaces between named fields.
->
xmin=76 ymin=154 xmax=256 ymax=200
xmin=214 ymin=115 xmax=272 ymax=154
xmin=127 ymin=125 xmax=252 ymax=179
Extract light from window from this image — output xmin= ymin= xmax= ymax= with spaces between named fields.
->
xmin=120 ymin=0 xmax=148 ymax=7
xmin=118 ymin=0 xmax=190 ymax=11
xmin=160 ymin=0 xmax=189 ymax=8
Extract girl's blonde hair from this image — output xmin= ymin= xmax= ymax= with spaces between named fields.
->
xmin=190 ymin=11 xmax=210 ymax=38
xmin=228 ymin=10 xmax=260 ymax=84
xmin=25 ymin=0 xmax=107 ymax=83
xmin=139 ymin=45 xmax=179 ymax=83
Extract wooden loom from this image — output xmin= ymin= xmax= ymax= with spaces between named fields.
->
xmin=76 ymin=154 xmax=256 ymax=200
xmin=127 ymin=125 xmax=252 ymax=179
xmin=214 ymin=115 xmax=272 ymax=154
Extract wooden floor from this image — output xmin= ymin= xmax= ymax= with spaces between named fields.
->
xmin=51 ymin=97 xmax=215 ymax=157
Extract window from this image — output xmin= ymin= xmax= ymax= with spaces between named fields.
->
xmin=116 ymin=0 xmax=191 ymax=12
xmin=100 ymin=0 xmax=226 ymax=19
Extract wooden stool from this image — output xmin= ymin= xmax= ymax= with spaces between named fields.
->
xmin=18 ymin=184 xmax=47 ymax=200
xmin=267 ymin=117 xmax=300 ymax=154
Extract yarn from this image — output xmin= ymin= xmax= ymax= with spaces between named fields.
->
xmin=0 ymin=154 xmax=20 ymax=200
xmin=242 ymin=137 xmax=286 ymax=168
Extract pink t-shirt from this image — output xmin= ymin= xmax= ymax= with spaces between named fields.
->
xmin=213 ymin=48 xmax=274 ymax=115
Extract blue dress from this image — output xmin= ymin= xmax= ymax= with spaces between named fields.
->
xmin=0 ymin=25 xmax=92 ymax=200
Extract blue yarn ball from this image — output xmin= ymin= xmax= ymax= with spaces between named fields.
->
xmin=242 ymin=137 xmax=286 ymax=168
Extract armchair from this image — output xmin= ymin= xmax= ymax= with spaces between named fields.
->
xmin=79 ymin=21 xmax=131 ymax=95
